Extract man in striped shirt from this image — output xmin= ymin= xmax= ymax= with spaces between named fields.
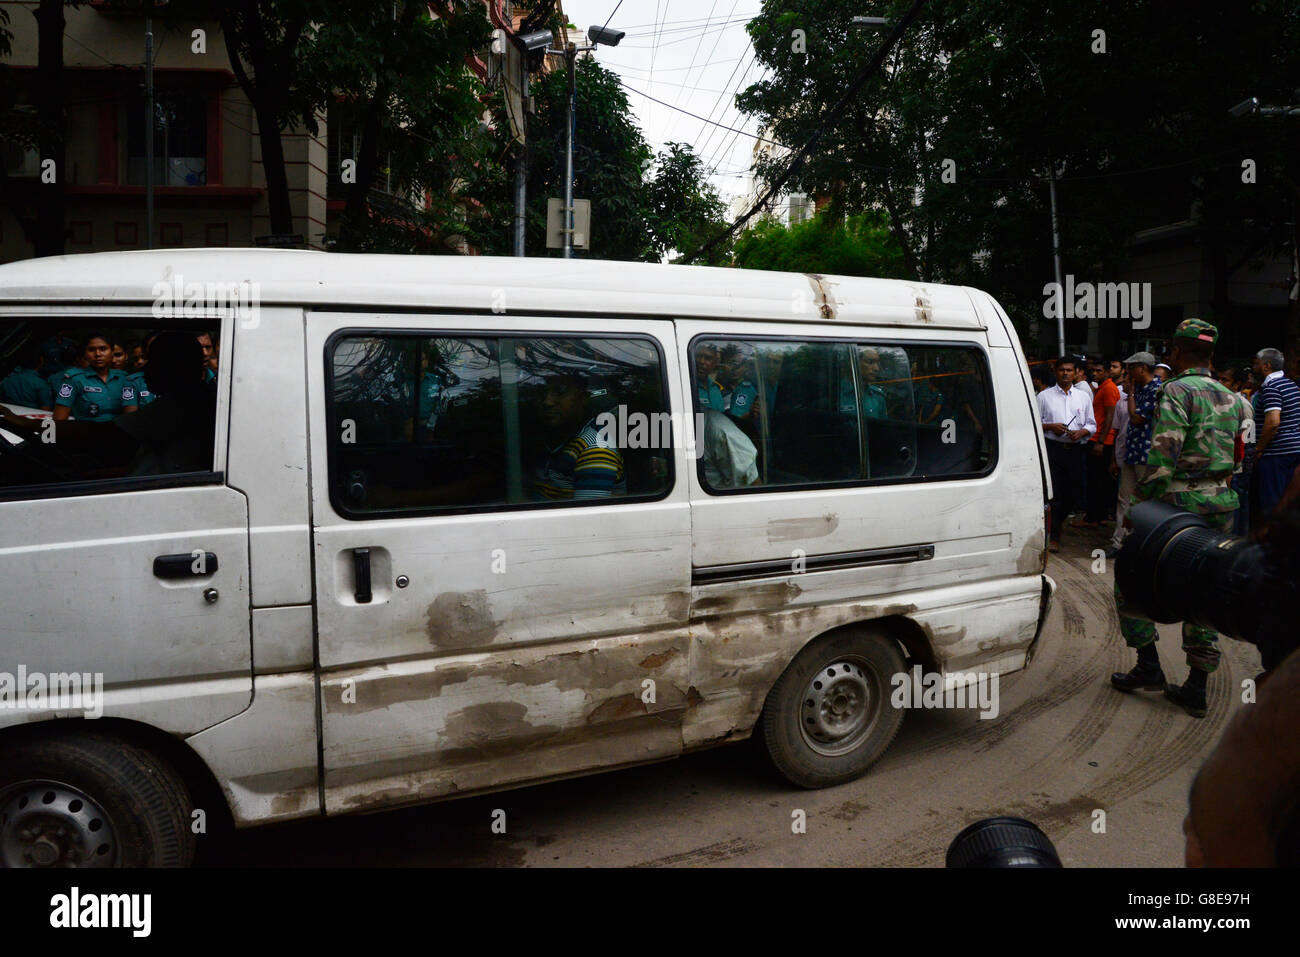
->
xmin=1251 ymin=348 xmax=1300 ymax=522
xmin=533 ymin=373 xmax=625 ymax=501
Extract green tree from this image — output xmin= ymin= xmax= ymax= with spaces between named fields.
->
xmin=312 ymin=1 xmax=490 ymax=252
xmin=731 ymin=209 xmax=907 ymax=277
xmin=736 ymin=0 xmax=1300 ymax=349
xmin=476 ymin=55 xmax=726 ymax=262
xmin=648 ymin=142 xmax=730 ymax=264
xmin=170 ymin=0 xmax=491 ymax=248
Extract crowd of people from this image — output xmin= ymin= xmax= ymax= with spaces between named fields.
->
xmin=1035 ymin=320 xmax=1300 ymax=720
xmin=1031 ymin=340 xmax=1300 ymax=557
xmin=0 ymin=329 xmax=219 ymax=419
xmin=0 ymin=328 xmax=220 ymax=478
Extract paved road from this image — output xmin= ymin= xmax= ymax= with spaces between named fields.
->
xmin=203 ymin=537 xmax=1259 ymax=867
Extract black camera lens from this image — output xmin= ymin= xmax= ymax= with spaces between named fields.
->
xmin=1116 ymin=500 xmax=1263 ymax=641
xmin=946 ymin=816 xmax=1062 ymax=868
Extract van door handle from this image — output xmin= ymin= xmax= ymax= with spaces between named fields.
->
xmin=353 ymin=547 xmax=373 ymax=604
xmin=153 ymin=552 xmax=218 ymax=578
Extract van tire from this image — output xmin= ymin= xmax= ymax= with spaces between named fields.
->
xmin=0 ymin=729 xmax=196 ymax=868
xmin=761 ymin=629 xmax=906 ymax=789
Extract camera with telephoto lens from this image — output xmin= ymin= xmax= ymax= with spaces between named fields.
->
xmin=1115 ymin=499 xmax=1300 ymax=672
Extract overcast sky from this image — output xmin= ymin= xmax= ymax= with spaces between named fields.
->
xmin=558 ymin=1 xmax=768 ymax=205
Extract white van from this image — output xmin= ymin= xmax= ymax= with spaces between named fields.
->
xmin=0 ymin=250 xmax=1054 ymax=867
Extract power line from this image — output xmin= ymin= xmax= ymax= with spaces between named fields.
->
xmin=646 ymin=0 xmax=668 ymax=142
xmin=616 ymin=77 xmax=782 ymax=147
xmin=695 ymin=49 xmax=757 ymax=171
xmin=681 ymin=0 xmax=933 ymax=263
xmin=659 ymin=0 xmax=719 ymax=143
xmin=600 ymin=0 xmax=625 ymax=34
xmin=600 ymin=54 xmax=747 ymax=74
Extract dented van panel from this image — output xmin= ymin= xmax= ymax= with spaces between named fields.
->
xmin=0 ymin=251 xmax=1052 ymax=832
xmin=320 ymin=627 xmax=692 ymax=813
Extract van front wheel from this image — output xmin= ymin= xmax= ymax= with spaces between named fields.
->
xmin=761 ymin=630 xmax=907 ymax=788
xmin=0 ymin=730 xmax=196 ymax=868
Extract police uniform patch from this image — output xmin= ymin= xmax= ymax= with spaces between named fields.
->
xmin=58 ymin=383 xmax=73 ymax=398
xmin=123 ymin=388 xmax=135 ymax=401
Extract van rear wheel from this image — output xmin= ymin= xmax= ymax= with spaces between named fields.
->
xmin=0 ymin=730 xmax=196 ymax=868
xmin=761 ymin=629 xmax=906 ymax=788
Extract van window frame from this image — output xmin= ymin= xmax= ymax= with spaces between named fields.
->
xmin=686 ymin=331 xmax=999 ymax=496
xmin=0 ymin=315 xmax=226 ymax=502
xmin=322 ymin=326 xmax=677 ymax=521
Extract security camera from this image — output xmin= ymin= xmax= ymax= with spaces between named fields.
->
xmin=516 ymin=29 xmax=554 ymax=52
xmin=1228 ymin=97 xmax=1259 ymax=118
xmin=587 ymin=25 xmax=625 ymax=47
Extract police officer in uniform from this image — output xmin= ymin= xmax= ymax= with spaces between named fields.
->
xmin=53 ymin=333 xmax=137 ymax=422
xmin=1110 ymin=319 xmax=1250 ymax=717
xmin=0 ymin=346 xmax=53 ymax=409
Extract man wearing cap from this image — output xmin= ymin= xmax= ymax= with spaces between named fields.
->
xmin=1105 ymin=351 xmax=1158 ymax=557
xmin=1111 ymin=319 xmax=1251 ymax=717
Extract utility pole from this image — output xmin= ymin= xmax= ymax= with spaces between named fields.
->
xmin=545 ymin=25 xmax=623 ymax=259
xmin=145 ymin=13 xmax=155 ymax=249
xmin=562 ymin=43 xmax=577 ymax=259
xmin=1048 ymin=166 xmax=1065 ymax=357
xmin=513 ymin=48 xmax=527 ymax=257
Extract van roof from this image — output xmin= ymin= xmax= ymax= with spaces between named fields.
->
xmin=0 ymin=249 xmax=987 ymax=330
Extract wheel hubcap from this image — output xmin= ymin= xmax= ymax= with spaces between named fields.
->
xmin=799 ymin=657 xmax=880 ymax=756
xmin=0 ymin=781 xmax=118 ymax=868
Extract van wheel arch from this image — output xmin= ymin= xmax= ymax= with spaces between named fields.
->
xmin=753 ymin=614 xmax=937 ymax=788
xmin=0 ymin=717 xmax=234 ymax=850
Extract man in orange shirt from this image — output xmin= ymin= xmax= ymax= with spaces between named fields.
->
xmin=1078 ymin=356 xmax=1122 ymax=527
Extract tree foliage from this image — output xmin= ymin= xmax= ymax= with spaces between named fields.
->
xmin=731 ymin=209 xmax=907 ymax=277
xmin=475 ymin=55 xmax=729 ymax=262
xmin=737 ymin=0 xmax=1300 ymax=346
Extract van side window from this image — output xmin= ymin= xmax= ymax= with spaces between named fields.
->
xmin=327 ymin=333 xmax=672 ymax=516
xmin=691 ymin=337 xmax=994 ymax=493
xmin=0 ymin=320 xmax=220 ymax=495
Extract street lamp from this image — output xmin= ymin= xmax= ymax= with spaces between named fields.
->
xmin=850 ymin=16 xmax=891 ymax=31
xmin=546 ymin=24 xmax=624 ymax=259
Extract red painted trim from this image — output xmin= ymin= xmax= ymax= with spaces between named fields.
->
xmin=97 ymin=99 xmax=118 ymax=184
xmin=326 ymin=200 xmax=346 ymax=212
xmin=206 ymin=93 xmax=223 ymax=185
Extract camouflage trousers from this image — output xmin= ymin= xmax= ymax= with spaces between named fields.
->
xmin=1113 ymin=509 xmax=1233 ymax=672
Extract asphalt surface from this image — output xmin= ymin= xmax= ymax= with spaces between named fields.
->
xmin=202 ymin=531 xmax=1260 ymax=867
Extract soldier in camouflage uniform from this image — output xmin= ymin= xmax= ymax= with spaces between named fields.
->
xmin=1110 ymin=319 xmax=1250 ymax=717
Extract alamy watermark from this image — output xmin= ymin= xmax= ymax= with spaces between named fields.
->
xmin=889 ymin=666 xmax=999 ymax=719
xmin=1043 ymin=274 xmax=1151 ymax=330
xmin=0 ymin=666 xmax=103 ymax=719
xmin=151 ymin=274 xmax=261 ymax=328
xmin=595 ymin=406 xmax=707 ymax=458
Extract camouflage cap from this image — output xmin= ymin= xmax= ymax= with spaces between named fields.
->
xmin=1172 ymin=318 xmax=1218 ymax=346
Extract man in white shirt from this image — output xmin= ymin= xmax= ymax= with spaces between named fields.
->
xmin=1073 ymin=358 xmax=1094 ymax=401
xmin=700 ymin=408 xmax=760 ymax=489
xmin=1037 ymin=356 xmax=1097 ymax=551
